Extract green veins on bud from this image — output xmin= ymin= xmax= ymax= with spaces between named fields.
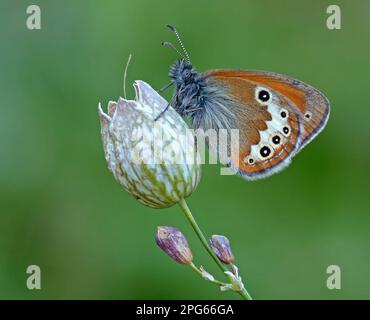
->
xmin=98 ymin=80 xmax=201 ymax=209
xmin=155 ymin=226 xmax=193 ymax=265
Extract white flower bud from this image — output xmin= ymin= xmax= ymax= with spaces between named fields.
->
xmin=98 ymin=80 xmax=201 ymax=208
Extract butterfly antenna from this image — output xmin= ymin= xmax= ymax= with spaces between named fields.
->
xmin=162 ymin=42 xmax=185 ymax=60
xmin=166 ymin=24 xmax=191 ymax=63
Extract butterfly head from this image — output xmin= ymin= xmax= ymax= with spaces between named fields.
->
xmin=169 ymin=59 xmax=197 ymax=87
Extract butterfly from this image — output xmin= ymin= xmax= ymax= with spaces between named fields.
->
xmin=158 ymin=25 xmax=330 ymax=180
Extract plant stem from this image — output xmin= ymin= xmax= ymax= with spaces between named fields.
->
xmin=189 ymin=263 xmax=227 ymax=286
xmin=178 ymin=198 xmax=252 ymax=300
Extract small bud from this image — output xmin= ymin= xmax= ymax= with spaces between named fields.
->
xmin=199 ymin=266 xmax=215 ymax=282
xmin=156 ymin=226 xmax=193 ymax=264
xmin=224 ymin=265 xmax=245 ymax=292
xmin=209 ymin=235 xmax=234 ymax=264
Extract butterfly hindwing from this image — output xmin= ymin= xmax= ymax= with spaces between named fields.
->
xmin=209 ymin=70 xmax=330 ymax=147
xmin=204 ymin=70 xmax=329 ymax=179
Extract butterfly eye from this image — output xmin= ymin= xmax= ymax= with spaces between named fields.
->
xmin=256 ymin=88 xmax=271 ymax=104
xmin=183 ymin=69 xmax=191 ymax=79
xmin=282 ymin=125 xmax=291 ymax=137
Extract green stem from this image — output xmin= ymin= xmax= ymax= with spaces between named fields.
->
xmin=178 ymin=198 xmax=252 ymax=300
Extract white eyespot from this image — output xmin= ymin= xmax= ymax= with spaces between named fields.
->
xmin=259 ymin=144 xmax=274 ymax=160
xmin=304 ymin=111 xmax=312 ymax=121
xmin=244 ymin=156 xmax=255 ymax=165
xmin=281 ymin=125 xmax=291 ymax=137
xmin=270 ymin=133 xmax=283 ymax=147
xmin=255 ymin=87 xmax=272 ymax=105
xmin=279 ymin=108 xmax=289 ymax=119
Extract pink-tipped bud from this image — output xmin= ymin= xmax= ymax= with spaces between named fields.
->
xmin=156 ymin=226 xmax=193 ymax=265
xmin=209 ymin=235 xmax=234 ymax=264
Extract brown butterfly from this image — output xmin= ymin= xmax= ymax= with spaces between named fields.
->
xmin=158 ymin=25 xmax=330 ymax=180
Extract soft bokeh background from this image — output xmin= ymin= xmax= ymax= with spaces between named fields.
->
xmin=1 ymin=0 xmax=369 ymax=299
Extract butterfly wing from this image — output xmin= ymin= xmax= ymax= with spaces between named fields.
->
xmin=202 ymin=69 xmax=330 ymax=179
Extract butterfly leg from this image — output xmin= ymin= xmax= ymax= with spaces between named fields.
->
xmin=154 ymin=95 xmax=176 ymax=121
xmin=158 ymin=81 xmax=174 ymax=93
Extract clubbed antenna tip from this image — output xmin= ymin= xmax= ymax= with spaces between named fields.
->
xmin=166 ymin=24 xmax=176 ymax=32
xmin=165 ymin=24 xmax=191 ymax=63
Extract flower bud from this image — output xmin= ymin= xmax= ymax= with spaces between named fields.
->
xmin=98 ymin=80 xmax=201 ymax=209
xmin=155 ymin=226 xmax=193 ymax=264
xmin=209 ymin=235 xmax=234 ymax=264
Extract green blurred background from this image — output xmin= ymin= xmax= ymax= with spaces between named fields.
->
xmin=1 ymin=0 xmax=369 ymax=299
